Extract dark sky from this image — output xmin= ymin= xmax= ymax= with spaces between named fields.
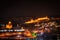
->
xmin=0 ymin=0 xmax=60 ymax=17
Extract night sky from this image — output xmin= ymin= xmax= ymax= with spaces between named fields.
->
xmin=0 ymin=0 xmax=60 ymax=17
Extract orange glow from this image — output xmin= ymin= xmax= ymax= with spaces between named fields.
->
xmin=0 ymin=32 xmax=22 ymax=37
xmin=6 ymin=24 xmax=12 ymax=29
xmin=6 ymin=21 xmax=12 ymax=29
xmin=25 ymin=16 xmax=50 ymax=24
xmin=0 ymin=34 xmax=5 ymax=36
xmin=18 ymin=32 xmax=22 ymax=34
xmin=24 ymin=30 xmax=32 ymax=37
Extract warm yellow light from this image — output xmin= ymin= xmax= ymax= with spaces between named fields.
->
xmin=6 ymin=21 xmax=12 ymax=29
xmin=8 ymin=21 xmax=11 ymax=24
xmin=25 ymin=16 xmax=50 ymax=24
xmin=6 ymin=24 xmax=12 ymax=29
xmin=18 ymin=32 xmax=22 ymax=34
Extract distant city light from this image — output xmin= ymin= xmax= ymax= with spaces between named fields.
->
xmin=25 ymin=16 xmax=49 ymax=24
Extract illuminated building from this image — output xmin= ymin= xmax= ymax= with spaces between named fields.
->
xmin=6 ymin=21 xmax=12 ymax=29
